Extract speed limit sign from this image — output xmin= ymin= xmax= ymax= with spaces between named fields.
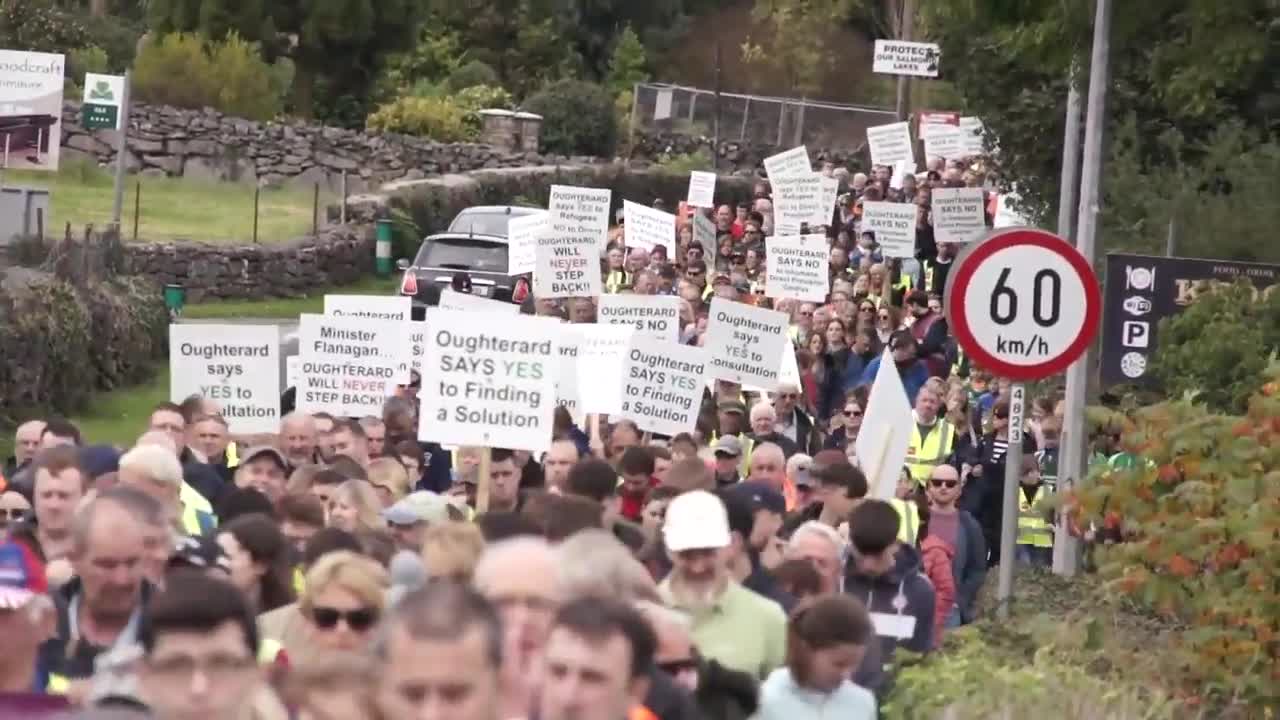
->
xmin=945 ymin=227 xmax=1101 ymax=381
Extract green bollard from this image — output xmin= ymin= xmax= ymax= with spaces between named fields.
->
xmin=163 ymin=283 xmax=186 ymax=319
xmin=376 ymin=218 xmax=393 ymax=277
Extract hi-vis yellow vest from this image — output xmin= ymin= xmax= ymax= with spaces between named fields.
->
xmin=905 ymin=420 xmax=955 ymax=484
xmin=1017 ymin=492 xmax=1053 ymax=548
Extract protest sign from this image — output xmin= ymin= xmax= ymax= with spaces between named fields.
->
xmin=404 ymin=320 xmax=427 ymax=375
xmin=924 ymin=123 xmax=966 ymax=160
xmin=866 ymin=121 xmax=914 ymax=167
xmin=599 ymin=294 xmax=681 ymax=344
xmin=704 ymin=298 xmax=789 ymax=387
xmin=872 ymin=40 xmax=941 ymax=78
xmin=297 ymin=313 xmax=405 ymax=417
xmin=323 ymin=294 xmax=410 ymax=321
xmin=687 ymin=171 xmax=716 ymax=208
xmin=932 ymin=188 xmax=987 ymax=244
xmin=623 ymin=200 xmax=676 ymax=253
xmin=554 ymin=324 xmax=584 ymax=423
xmin=861 ymin=201 xmax=918 ymax=258
xmin=575 ymin=324 xmax=634 ymax=415
xmin=507 ymin=211 xmax=546 ymax=276
xmin=917 ymin=110 xmax=959 ymax=140
xmin=857 ymin=348 xmax=914 ymax=500
xmin=536 ymin=185 xmax=608 ymax=298
xmin=773 ymin=174 xmax=839 ymax=230
xmin=742 ymin=341 xmax=802 ymax=394
xmin=621 ymin=334 xmax=708 ymax=437
xmin=766 ymin=234 xmax=829 ymax=303
xmin=170 ymin=324 xmax=280 ymax=434
xmin=763 ymin=146 xmax=812 ymax=180
xmin=693 ymin=212 xmax=717 ymax=260
xmin=418 ymin=310 xmax=560 ymax=453
xmin=438 ymin=289 xmax=520 ymax=315
xmin=959 ymin=116 xmax=986 ymax=157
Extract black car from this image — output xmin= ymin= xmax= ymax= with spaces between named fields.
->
xmin=398 ymin=206 xmax=540 ymax=319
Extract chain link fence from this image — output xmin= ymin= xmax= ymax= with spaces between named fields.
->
xmin=629 ymin=82 xmax=897 ymax=155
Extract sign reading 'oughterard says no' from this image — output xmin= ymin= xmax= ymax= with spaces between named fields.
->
xmin=703 ymin=298 xmax=789 ymax=387
xmin=169 ymin=324 xmax=280 ymax=434
xmin=931 ymin=188 xmax=987 ymax=244
xmin=766 ymin=234 xmax=829 ymax=303
xmin=621 ymin=334 xmax=709 ymax=437
xmin=418 ymin=310 xmax=561 ymax=453
xmin=598 ymin=294 xmax=681 ymax=344
xmin=536 ymin=185 xmax=609 ymax=298
xmin=297 ymin=313 xmax=405 ymax=417
xmin=861 ymin=201 xmax=918 ymax=259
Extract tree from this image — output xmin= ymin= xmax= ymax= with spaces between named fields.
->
xmin=606 ymin=25 xmax=649 ymax=97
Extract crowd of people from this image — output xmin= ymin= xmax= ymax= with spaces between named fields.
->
xmin=0 ymin=154 xmax=1090 ymax=719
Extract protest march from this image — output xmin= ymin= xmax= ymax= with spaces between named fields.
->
xmin=1 ymin=12 xmax=1274 ymax=720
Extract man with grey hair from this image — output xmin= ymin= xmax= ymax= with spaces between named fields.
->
xmin=786 ymin=520 xmax=845 ymax=596
xmin=772 ymin=382 xmax=818 ymax=454
xmin=122 ymin=439 xmax=215 ymax=536
xmin=375 ymin=583 xmax=505 ymax=720
xmin=4 ymin=419 xmax=45 ymax=480
xmin=279 ymin=412 xmax=319 ymax=469
xmin=746 ymin=401 xmax=799 ymax=462
xmin=136 ymin=428 xmax=223 ymax=522
xmin=473 ymin=537 xmax=562 ymax=720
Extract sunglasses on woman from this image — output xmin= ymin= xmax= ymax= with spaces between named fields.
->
xmin=311 ymin=606 xmax=379 ymax=632
xmin=0 ymin=508 xmax=29 ymax=521
xmin=930 ymin=478 xmax=959 ymax=489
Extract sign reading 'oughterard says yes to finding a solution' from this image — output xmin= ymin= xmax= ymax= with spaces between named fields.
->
xmin=703 ymin=298 xmax=789 ymax=388
xmin=169 ymin=324 xmax=280 ymax=434
xmin=861 ymin=201 xmax=918 ymax=259
xmin=417 ymin=310 xmax=561 ymax=453
xmin=297 ymin=313 xmax=406 ymax=417
xmin=766 ymin=235 xmax=829 ymax=303
xmin=536 ymin=185 xmax=609 ymax=298
xmin=621 ymin=334 xmax=709 ymax=437
xmin=598 ymin=294 xmax=681 ymax=344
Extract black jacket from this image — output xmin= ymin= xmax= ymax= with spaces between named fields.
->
xmin=644 ymin=667 xmax=703 ymax=720
xmin=844 ymin=544 xmax=936 ymax=694
xmin=695 ymin=659 xmax=758 ymax=720
xmin=38 ymin=577 xmax=155 ymax=682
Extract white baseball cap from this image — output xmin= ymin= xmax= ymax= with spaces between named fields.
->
xmin=663 ymin=490 xmax=731 ymax=552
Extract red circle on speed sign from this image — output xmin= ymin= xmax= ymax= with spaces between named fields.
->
xmin=945 ymin=227 xmax=1101 ymax=381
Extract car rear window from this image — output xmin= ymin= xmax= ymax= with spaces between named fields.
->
xmin=416 ymin=238 xmax=508 ymax=273
xmin=447 ymin=212 xmax=510 ymax=237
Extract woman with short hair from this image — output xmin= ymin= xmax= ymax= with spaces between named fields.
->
xmin=300 ymin=550 xmax=388 ymax=652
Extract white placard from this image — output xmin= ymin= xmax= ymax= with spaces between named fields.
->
xmin=417 ymin=310 xmax=560 ymax=453
xmin=621 ymin=335 xmax=709 ymax=437
xmin=507 ymin=211 xmax=547 ymax=276
xmin=932 ymin=188 xmax=987 ymax=244
xmin=917 ymin=111 xmax=959 ymax=141
xmin=742 ymin=341 xmax=802 ymax=394
xmin=323 ymin=294 xmax=411 ymax=321
xmin=0 ymin=50 xmax=65 ymax=172
xmin=554 ymin=324 xmax=585 ymax=423
xmin=404 ymin=320 xmax=427 ymax=375
xmin=866 ymin=121 xmax=914 ymax=168
xmin=763 ymin=146 xmax=812 ymax=180
xmin=537 ymin=185 xmax=609 ymax=298
xmin=857 ymin=349 xmax=915 ymax=500
xmin=861 ymin=201 xmax=917 ymax=258
xmin=654 ymin=89 xmax=673 ymax=121
xmin=924 ymin=123 xmax=966 ymax=160
xmin=766 ymin=235 xmax=829 ymax=303
xmin=692 ymin=213 xmax=717 ymax=260
xmin=438 ymin=289 xmax=520 ymax=315
xmin=623 ymin=200 xmax=676 ymax=253
xmin=959 ymin=116 xmax=986 ymax=157
xmin=169 ymin=324 xmax=280 ymax=434
xmin=703 ymin=298 xmax=789 ymax=387
xmin=598 ymin=294 xmax=681 ymax=344
xmin=574 ymin=324 xmax=634 ymax=416
xmin=773 ymin=173 xmax=839 ymax=230
xmin=687 ymin=171 xmax=717 ymax=208
xmin=297 ymin=314 xmax=405 ymax=417
xmin=872 ymin=39 xmax=941 ymax=78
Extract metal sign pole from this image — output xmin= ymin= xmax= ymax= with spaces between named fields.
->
xmin=997 ymin=383 xmax=1026 ymax=620
xmin=111 ymin=71 xmax=131 ymax=226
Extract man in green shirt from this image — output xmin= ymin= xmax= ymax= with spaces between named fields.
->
xmin=657 ymin=490 xmax=786 ymax=680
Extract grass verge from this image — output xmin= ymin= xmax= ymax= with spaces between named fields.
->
xmin=6 ymin=161 xmax=329 ymax=244
xmin=181 ymin=275 xmax=399 ymax=320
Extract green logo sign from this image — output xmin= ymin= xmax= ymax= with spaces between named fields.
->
xmin=82 ymin=103 xmax=119 ymax=130
xmin=88 ymin=80 xmax=115 ymax=102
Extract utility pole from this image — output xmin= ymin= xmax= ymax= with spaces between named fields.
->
xmin=1057 ymin=0 xmax=1112 ymax=578
xmin=895 ymin=0 xmax=917 ymax=121
xmin=111 ymin=71 xmax=132 ymax=226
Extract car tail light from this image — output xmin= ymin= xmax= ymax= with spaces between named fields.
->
xmin=400 ymin=270 xmax=418 ymax=296
xmin=513 ymin=277 xmax=529 ymax=304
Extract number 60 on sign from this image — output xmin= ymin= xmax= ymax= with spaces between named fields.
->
xmin=945 ymin=228 xmax=1102 ymax=381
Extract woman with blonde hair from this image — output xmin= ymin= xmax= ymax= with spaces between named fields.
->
xmin=326 ymin=480 xmax=382 ymax=534
xmin=366 ymin=457 xmax=410 ymax=506
xmin=299 ymin=550 xmax=388 ymax=652
xmin=420 ymin=520 xmax=486 ymax=584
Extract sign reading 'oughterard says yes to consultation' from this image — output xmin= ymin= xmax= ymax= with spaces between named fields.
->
xmin=766 ymin=235 xmax=829 ymax=303
xmin=621 ymin=334 xmax=708 ymax=437
xmin=418 ymin=310 xmax=561 ymax=453
xmin=703 ymin=298 xmax=789 ymax=387
xmin=297 ymin=313 xmax=406 ymax=417
xmin=872 ymin=39 xmax=941 ymax=78
xmin=861 ymin=201 xmax=918 ymax=259
xmin=169 ymin=324 xmax=280 ymax=434
xmin=598 ymin=294 xmax=681 ymax=344
xmin=931 ymin=188 xmax=987 ymax=244
xmin=536 ymin=185 xmax=609 ymax=298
